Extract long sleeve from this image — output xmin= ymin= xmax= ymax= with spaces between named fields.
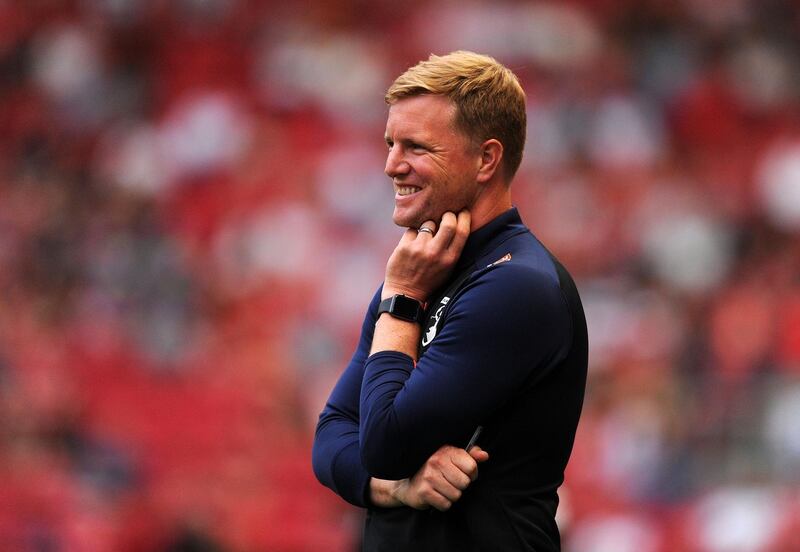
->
xmin=317 ymin=209 xmax=588 ymax=550
xmin=311 ymin=287 xmax=382 ymax=507
xmin=359 ymin=263 xmax=573 ymax=480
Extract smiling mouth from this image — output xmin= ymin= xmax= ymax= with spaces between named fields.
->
xmin=396 ymin=186 xmax=421 ymax=197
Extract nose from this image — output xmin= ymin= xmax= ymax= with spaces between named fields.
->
xmin=385 ymin=146 xmax=410 ymax=179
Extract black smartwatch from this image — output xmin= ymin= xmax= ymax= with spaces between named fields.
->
xmin=377 ymin=294 xmax=425 ymax=324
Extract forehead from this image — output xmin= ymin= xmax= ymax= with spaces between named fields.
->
xmin=385 ymin=95 xmax=458 ymax=138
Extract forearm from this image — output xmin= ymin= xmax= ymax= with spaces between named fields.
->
xmin=369 ymin=310 xmax=421 ymax=359
xmin=369 ymin=212 xmax=469 ymax=358
xmin=361 ymin=212 xmax=472 ymax=476
xmin=362 ymin=288 xmax=422 ymax=468
xmin=313 ymin=425 xmax=373 ymax=507
xmin=313 ymin=288 xmax=383 ymax=506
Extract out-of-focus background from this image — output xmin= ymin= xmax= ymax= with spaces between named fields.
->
xmin=1 ymin=0 xmax=800 ymax=550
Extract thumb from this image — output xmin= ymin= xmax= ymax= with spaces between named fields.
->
xmin=469 ymin=446 xmax=489 ymax=463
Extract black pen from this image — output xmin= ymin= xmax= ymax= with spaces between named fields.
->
xmin=465 ymin=425 xmax=483 ymax=451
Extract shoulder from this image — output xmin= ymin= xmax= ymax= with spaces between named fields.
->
xmin=468 ymin=229 xmax=564 ymax=302
xmin=447 ymin=230 xmax=575 ymax=333
xmin=433 ymin=259 xmax=571 ymax=360
xmin=462 ymin=259 xmax=564 ymax=316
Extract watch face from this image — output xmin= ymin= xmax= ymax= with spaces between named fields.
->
xmin=392 ymin=295 xmax=422 ymax=321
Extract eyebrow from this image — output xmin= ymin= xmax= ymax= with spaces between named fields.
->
xmin=385 ymin=136 xmax=431 ymax=147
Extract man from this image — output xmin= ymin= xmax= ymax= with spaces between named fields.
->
xmin=312 ymin=51 xmax=587 ymax=551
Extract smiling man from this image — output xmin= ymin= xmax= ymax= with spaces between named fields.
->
xmin=312 ymin=51 xmax=588 ymax=551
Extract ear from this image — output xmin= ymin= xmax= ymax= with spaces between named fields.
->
xmin=476 ymin=139 xmax=503 ymax=184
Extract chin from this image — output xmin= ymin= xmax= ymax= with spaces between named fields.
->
xmin=392 ymin=210 xmax=421 ymax=229
xmin=393 ymin=218 xmax=418 ymax=229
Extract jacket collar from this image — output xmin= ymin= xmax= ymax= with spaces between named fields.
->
xmin=456 ymin=207 xmax=526 ymax=270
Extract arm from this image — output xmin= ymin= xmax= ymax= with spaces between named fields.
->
xmin=369 ymin=211 xmax=471 ymax=360
xmin=360 ymin=263 xmax=571 ymax=479
xmin=311 ymin=288 xmax=382 ymax=507
xmin=312 ymin=285 xmax=491 ymax=511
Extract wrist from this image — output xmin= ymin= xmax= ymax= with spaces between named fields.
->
xmin=390 ymin=479 xmax=409 ymax=506
xmin=369 ymin=478 xmax=406 ymax=508
xmin=377 ymin=293 xmax=426 ymax=326
xmin=381 ymin=285 xmax=427 ymax=303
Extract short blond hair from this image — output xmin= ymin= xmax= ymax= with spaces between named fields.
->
xmin=386 ymin=51 xmax=527 ymax=181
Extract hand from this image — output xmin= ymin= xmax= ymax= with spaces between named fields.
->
xmin=383 ymin=211 xmax=471 ymax=302
xmin=392 ymin=444 xmax=489 ymax=512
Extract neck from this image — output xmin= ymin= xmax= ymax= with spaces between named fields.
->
xmin=468 ymin=181 xmax=513 ymax=232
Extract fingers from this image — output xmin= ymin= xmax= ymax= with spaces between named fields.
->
xmin=421 ymin=210 xmax=470 ymax=256
xmin=424 ymin=490 xmax=454 ymax=512
xmin=417 ymin=220 xmax=437 ymax=236
xmin=433 ymin=447 xmax=476 ymax=497
xmin=387 ymin=210 xmax=470 ymax=302
xmin=450 ymin=449 xmax=480 ymax=483
xmin=415 ymin=466 xmax=460 ymax=511
xmin=433 ymin=479 xmax=463 ymax=504
xmin=400 ymin=226 xmax=419 ymax=245
xmin=441 ymin=460 xmax=472 ymax=491
xmin=425 ymin=210 xmax=470 ymax=252
xmin=403 ymin=443 xmax=490 ymax=512
xmin=447 ymin=210 xmax=471 ymax=254
xmin=428 ymin=211 xmax=456 ymax=246
xmin=425 ymin=473 xmax=462 ymax=509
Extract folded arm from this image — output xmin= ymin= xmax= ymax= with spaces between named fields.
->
xmin=359 ymin=263 xmax=570 ymax=479
xmin=311 ymin=288 xmax=381 ymax=507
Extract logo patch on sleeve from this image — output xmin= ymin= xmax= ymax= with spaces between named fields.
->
xmin=422 ymin=296 xmax=449 ymax=347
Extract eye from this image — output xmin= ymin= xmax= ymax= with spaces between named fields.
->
xmin=410 ymin=142 xmax=426 ymax=152
xmin=386 ymin=140 xmax=394 ymax=150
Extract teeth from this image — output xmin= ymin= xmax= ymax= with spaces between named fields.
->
xmin=397 ymin=187 xmax=419 ymax=196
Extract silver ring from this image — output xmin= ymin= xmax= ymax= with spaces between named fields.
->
xmin=418 ymin=227 xmax=434 ymax=235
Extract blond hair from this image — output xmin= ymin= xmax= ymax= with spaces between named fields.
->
xmin=386 ymin=51 xmax=527 ymax=181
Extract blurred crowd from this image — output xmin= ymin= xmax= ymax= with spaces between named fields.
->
xmin=1 ymin=0 xmax=799 ymax=550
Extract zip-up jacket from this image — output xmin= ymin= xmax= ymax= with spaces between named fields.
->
xmin=312 ymin=208 xmax=588 ymax=551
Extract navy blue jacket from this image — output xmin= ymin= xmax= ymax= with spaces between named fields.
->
xmin=312 ymin=208 xmax=588 ymax=551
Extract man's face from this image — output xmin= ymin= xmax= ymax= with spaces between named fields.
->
xmin=384 ymin=95 xmax=481 ymax=228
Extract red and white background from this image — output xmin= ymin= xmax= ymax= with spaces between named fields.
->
xmin=1 ymin=1 xmax=799 ymax=550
